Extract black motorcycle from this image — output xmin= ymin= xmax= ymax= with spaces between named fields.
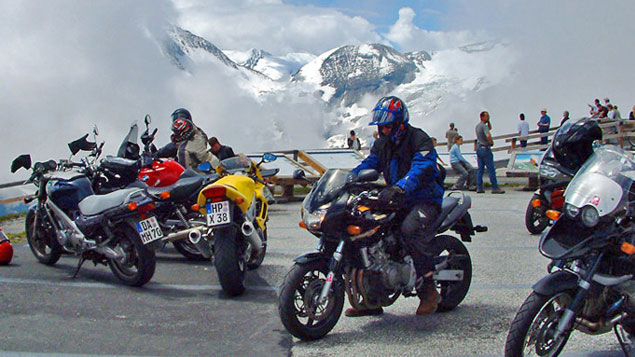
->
xmin=278 ymin=168 xmax=487 ymax=341
xmin=506 ymin=145 xmax=635 ymax=356
xmin=11 ymin=154 xmax=160 ymax=286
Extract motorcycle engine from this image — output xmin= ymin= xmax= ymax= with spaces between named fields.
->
xmin=366 ymin=237 xmax=416 ymax=291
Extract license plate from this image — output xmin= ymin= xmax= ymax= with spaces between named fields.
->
xmin=206 ymin=201 xmax=231 ymax=227
xmin=136 ymin=216 xmax=164 ymax=244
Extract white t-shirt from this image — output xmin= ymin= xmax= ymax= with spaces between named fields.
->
xmin=517 ymin=120 xmax=530 ymax=138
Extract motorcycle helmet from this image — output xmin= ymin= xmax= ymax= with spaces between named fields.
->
xmin=170 ymin=108 xmax=192 ymax=122
xmin=552 ymin=117 xmax=603 ymax=171
xmin=369 ymin=96 xmax=409 ymax=142
xmin=0 ymin=229 xmax=13 ymax=265
xmin=171 ymin=118 xmax=194 ymax=142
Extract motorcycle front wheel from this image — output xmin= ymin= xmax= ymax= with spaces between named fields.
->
xmin=525 ymin=194 xmax=549 ymax=234
xmin=431 ymin=235 xmax=472 ymax=312
xmin=278 ymin=260 xmax=344 ymax=341
xmin=505 ymin=290 xmax=573 ymax=356
xmin=214 ymin=227 xmax=246 ymax=296
xmin=25 ymin=209 xmax=62 ymax=265
xmin=108 ymin=224 xmax=156 ymax=287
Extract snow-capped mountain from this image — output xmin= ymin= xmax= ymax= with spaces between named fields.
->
xmin=161 ymin=26 xmax=513 ymax=149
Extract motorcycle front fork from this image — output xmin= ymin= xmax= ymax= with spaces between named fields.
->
xmin=554 ymin=252 xmax=604 ymax=339
xmin=318 ymin=240 xmax=345 ymax=304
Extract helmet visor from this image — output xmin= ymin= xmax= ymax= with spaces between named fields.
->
xmin=370 ymin=108 xmax=396 ymax=126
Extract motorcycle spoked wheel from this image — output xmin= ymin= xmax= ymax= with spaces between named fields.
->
xmin=430 ymin=235 xmax=472 ymax=312
xmin=214 ymin=226 xmax=246 ymax=296
xmin=246 ymin=227 xmax=267 ymax=270
xmin=25 ymin=209 xmax=62 ymax=265
xmin=504 ymin=290 xmax=573 ymax=357
xmin=278 ymin=260 xmax=345 ymax=341
xmin=108 ymin=224 xmax=156 ymax=287
xmin=525 ymin=194 xmax=550 ymax=235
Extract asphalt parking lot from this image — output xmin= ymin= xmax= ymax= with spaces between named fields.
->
xmin=0 ymin=188 xmax=628 ymax=356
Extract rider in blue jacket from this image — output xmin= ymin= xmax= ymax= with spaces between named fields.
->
xmin=347 ymin=96 xmax=445 ymax=317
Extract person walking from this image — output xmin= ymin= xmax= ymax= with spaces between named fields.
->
xmin=474 ymin=111 xmax=505 ymax=194
xmin=517 ymin=113 xmax=530 ymax=148
xmin=449 ymin=135 xmax=476 ymax=190
xmin=537 ymin=108 xmax=551 ymax=147
xmin=445 ymin=122 xmax=458 ymax=151
xmin=347 ymin=130 xmax=361 ymax=150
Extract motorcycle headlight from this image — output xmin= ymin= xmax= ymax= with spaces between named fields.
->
xmin=303 ymin=209 xmax=327 ymax=231
xmin=564 ymin=203 xmax=579 ymax=218
xmin=580 ymin=206 xmax=599 ymax=227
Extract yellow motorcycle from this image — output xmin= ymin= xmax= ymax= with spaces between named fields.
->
xmin=195 ymin=153 xmax=278 ymax=296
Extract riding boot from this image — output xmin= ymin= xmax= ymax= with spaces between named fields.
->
xmin=415 ymin=277 xmax=440 ymax=315
xmin=344 ymin=307 xmax=384 ymax=317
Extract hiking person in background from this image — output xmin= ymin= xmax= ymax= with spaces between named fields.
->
xmin=517 ymin=113 xmax=529 ymax=148
xmin=445 ymin=122 xmax=458 ymax=151
xmin=561 ymin=110 xmax=570 ymax=125
xmin=450 ymin=135 xmax=476 ymax=191
xmin=537 ymin=108 xmax=551 ymax=146
xmin=347 ymin=130 xmax=361 ymax=150
xmin=474 ymin=111 xmax=505 ymax=194
xmin=208 ymin=136 xmax=236 ymax=161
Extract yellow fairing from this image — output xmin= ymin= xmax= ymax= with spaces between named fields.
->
xmin=197 ymin=175 xmax=255 ymax=213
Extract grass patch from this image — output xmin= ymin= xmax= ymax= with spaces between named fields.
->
xmin=0 ymin=212 xmax=27 ymax=223
xmin=6 ymin=232 xmax=26 ymax=243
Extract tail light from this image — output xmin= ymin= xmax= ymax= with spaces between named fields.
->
xmin=138 ymin=202 xmax=156 ymax=215
xmin=202 ymin=186 xmax=226 ymax=199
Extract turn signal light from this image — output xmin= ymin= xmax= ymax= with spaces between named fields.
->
xmin=531 ymin=199 xmax=542 ymax=208
xmin=202 ymin=186 xmax=226 ymax=199
xmin=347 ymin=225 xmax=361 ymax=235
xmin=127 ymin=202 xmax=138 ymax=211
xmin=235 ymin=197 xmax=245 ymax=204
xmin=622 ymin=242 xmax=635 ymax=255
xmin=299 ymin=221 xmax=307 ymax=229
xmin=191 ymin=204 xmax=201 ymax=212
xmin=545 ymin=209 xmax=560 ymax=221
xmin=357 ymin=205 xmax=370 ymax=212
xmin=160 ymin=191 xmax=170 ymax=200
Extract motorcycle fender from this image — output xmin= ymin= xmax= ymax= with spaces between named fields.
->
xmin=532 ymin=270 xmax=578 ymax=296
xmin=293 ymin=251 xmax=328 ymax=265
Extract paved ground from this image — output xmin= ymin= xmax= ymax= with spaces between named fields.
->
xmin=0 ymin=188 xmax=628 ymax=356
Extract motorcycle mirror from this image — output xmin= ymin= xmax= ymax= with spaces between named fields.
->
xmin=293 ymin=169 xmax=307 ymax=181
xmin=144 ymin=114 xmax=151 ymax=126
xmin=93 ymin=124 xmax=99 ymax=136
xmin=262 ymin=153 xmax=277 ymax=163
xmin=11 ymin=154 xmax=31 ymax=173
xmin=197 ymin=162 xmax=213 ymax=173
xmin=68 ymin=133 xmax=97 ymax=155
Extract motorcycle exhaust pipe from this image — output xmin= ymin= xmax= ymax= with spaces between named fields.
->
xmin=241 ymin=221 xmax=263 ymax=255
xmin=162 ymin=226 xmax=205 ymax=242
xmin=188 ymin=229 xmax=212 ymax=259
xmin=188 ymin=229 xmax=201 ymax=245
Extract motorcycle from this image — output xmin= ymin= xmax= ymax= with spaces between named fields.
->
xmin=278 ymin=168 xmax=487 ymax=341
xmin=525 ymin=118 xmax=603 ymax=234
xmin=505 ymin=145 xmax=635 ymax=356
xmin=195 ymin=153 xmax=279 ymax=296
xmin=11 ymin=154 xmax=160 ymax=286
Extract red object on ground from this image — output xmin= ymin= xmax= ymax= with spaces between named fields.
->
xmin=0 ymin=229 xmax=13 ymax=265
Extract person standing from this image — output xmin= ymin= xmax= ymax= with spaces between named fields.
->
xmin=537 ymin=108 xmax=551 ymax=147
xmin=368 ymin=131 xmax=378 ymax=151
xmin=347 ymin=130 xmax=361 ymax=150
xmin=450 ymin=135 xmax=476 ymax=190
xmin=474 ymin=111 xmax=505 ymax=194
xmin=445 ymin=122 xmax=458 ymax=151
xmin=517 ymin=113 xmax=530 ymax=148
xmin=560 ymin=111 xmax=570 ymax=125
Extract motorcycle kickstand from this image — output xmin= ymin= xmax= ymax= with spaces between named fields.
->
xmin=614 ymin=325 xmax=634 ymax=356
xmin=72 ymin=256 xmax=86 ymax=278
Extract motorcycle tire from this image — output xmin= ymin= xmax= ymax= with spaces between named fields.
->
xmin=108 ymin=224 xmax=156 ymax=287
xmin=525 ymin=194 xmax=549 ymax=235
xmin=172 ymin=240 xmax=207 ymax=261
xmin=431 ymin=235 xmax=472 ymax=312
xmin=504 ymin=290 xmax=573 ymax=357
xmin=246 ymin=228 xmax=267 ymax=270
xmin=25 ymin=209 xmax=62 ymax=265
xmin=278 ymin=260 xmax=344 ymax=341
xmin=214 ymin=227 xmax=246 ymax=296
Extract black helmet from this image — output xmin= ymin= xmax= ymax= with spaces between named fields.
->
xmin=171 ymin=108 xmax=192 ymax=122
xmin=552 ymin=117 xmax=602 ymax=170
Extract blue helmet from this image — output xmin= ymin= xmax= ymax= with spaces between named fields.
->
xmin=369 ymin=96 xmax=409 ymax=126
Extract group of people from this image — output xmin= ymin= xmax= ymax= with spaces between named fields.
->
xmin=158 ymin=108 xmax=235 ymax=171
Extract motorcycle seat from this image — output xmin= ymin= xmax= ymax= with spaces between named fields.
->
xmin=432 ymin=196 xmax=460 ymax=229
xmin=78 ymin=188 xmax=144 ymax=216
xmin=147 ymin=176 xmax=205 ymax=202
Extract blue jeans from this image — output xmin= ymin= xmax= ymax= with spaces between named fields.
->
xmin=476 ymin=146 xmax=499 ymax=190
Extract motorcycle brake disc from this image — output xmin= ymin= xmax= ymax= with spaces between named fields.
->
xmin=303 ymin=278 xmax=336 ymax=321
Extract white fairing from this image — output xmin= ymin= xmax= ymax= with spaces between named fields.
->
xmin=565 ymin=172 xmax=622 ymax=216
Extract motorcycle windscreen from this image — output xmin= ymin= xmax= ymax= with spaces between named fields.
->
xmin=564 ymin=145 xmax=635 ymax=217
xmin=117 ymin=121 xmax=140 ymax=159
xmin=302 ymin=169 xmax=349 ymax=213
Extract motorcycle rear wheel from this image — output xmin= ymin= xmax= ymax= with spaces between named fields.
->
xmin=214 ymin=227 xmax=246 ymax=296
xmin=25 ymin=209 xmax=62 ymax=265
xmin=431 ymin=234 xmax=472 ymax=312
xmin=525 ymin=194 xmax=549 ymax=235
xmin=278 ymin=260 xmax=344 ymax=341
xmin=505 ymin=290 xmax=573 ymax=356
xmin=108 ymin=224 xmax=156 ymax=287
xmin=172 ymin=240 xmax=207 ymax=261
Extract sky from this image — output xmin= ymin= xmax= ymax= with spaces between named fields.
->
xmin=1 ymin=0 xmax=635 ymax=184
